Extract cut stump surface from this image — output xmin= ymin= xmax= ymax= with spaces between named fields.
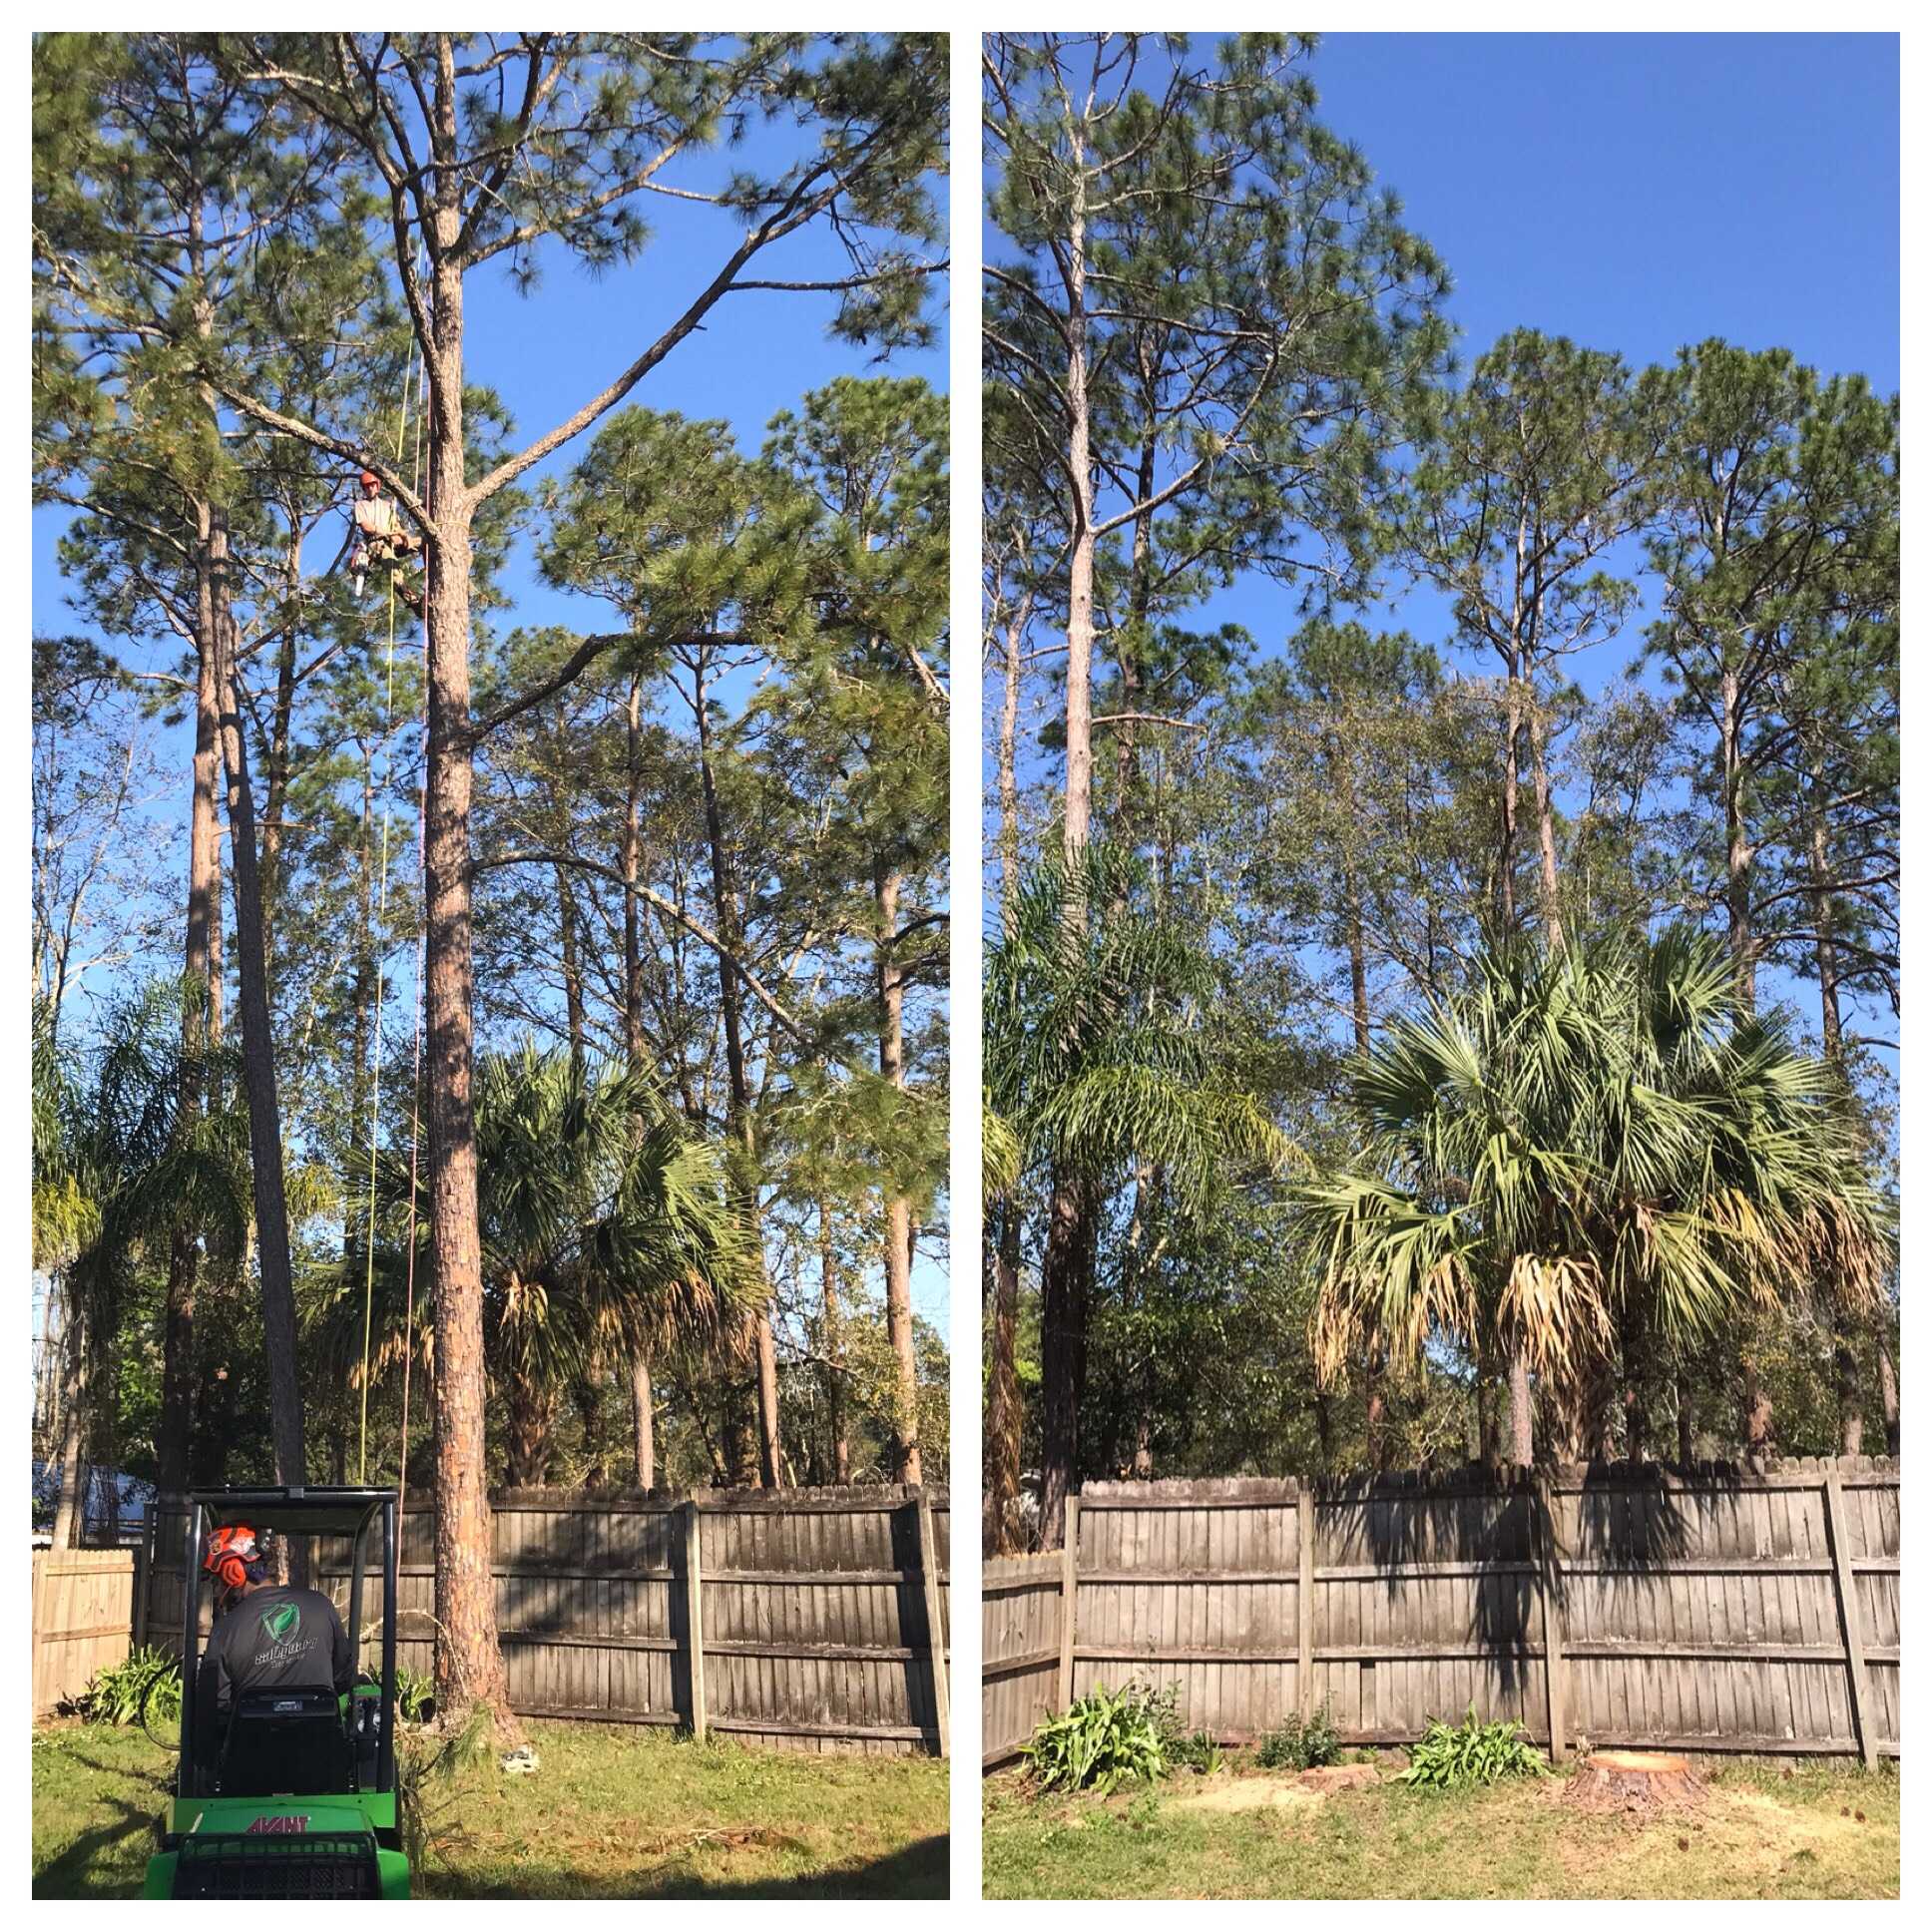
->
xmin=1563 ymin=1749 xmax=1706 ymax=1815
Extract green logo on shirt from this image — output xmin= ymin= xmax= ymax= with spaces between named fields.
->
xmin=260 ymin=1601 xmax=301 ymax=1644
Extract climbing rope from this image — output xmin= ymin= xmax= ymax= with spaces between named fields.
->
xmin=358 ymin=341 xmax=427 ymax=1485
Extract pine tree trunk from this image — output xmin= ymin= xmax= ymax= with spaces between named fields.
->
xmin=1526 ymin=685 xmax=1564 ymax=948
xmin=1038 ymin=1178 xmax=1090 ymax=1550
xmin=159 ymin=523 xmax=226 ymax=1500
xmin=420 ymin=151 xmax=513 ymax=1722
xmin=1060 ymin=161 xmax=1096 ymax=868
xmin=1836 ymin=1316 xmax=1865 ymax=1456
xmin=875 ymin=864 xmax=921 ymax=1483
xmin=987 ymin=1201 xmax=1022 ymax=1551
xmin=557 ymin=865 xmax=586 ymax=1075
xmin=1498 ymin=669 xmax=1522 ymax=928
xmin=822 ymin=1200 xmax=849 ymax=1485
xmin=631 ymin=1352 xmax=655 ymax=1489
xmin=988 ymin=597 xmax=1025 ymax=1547
xmin=694 ymin=653 xmax=779 ymax=1486
xmin=209 ymin=512 xmax=308 ymax=1547
xmin=1721 ymin=669 xmax=1755 ymax=1005
xmin=1876 ymin=1329 xmax=1898 ymax=1454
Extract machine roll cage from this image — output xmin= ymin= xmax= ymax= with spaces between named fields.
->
xmin=176 ymin=1486 xmax=400 ymax=1801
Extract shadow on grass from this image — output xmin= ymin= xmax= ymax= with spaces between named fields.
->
xmin=420 ymin=1831 xmax=950 ymax=1899
xmin=31 ymin=1792 xmax=156 ymax=1899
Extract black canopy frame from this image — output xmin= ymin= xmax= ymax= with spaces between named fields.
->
xmin=176 ymin=1486 xmax=399 ymax=1800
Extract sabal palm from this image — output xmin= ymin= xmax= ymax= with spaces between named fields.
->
xmin=1295 ymin=929 xmax=1887 ymax=1460
xmin=317 ymin=1043 xmax=749 ymax=1482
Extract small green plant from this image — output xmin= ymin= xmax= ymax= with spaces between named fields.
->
xmin=1022 ymin=1684 xmax=1168 ymax=1796
xmin=1255 ymin=1701 xmax=1341 ymax=1771
xmin=1141 ymin=1684 xmax=1220 ymax=1775
xmin=1164 ymin=1726 xmax=1223 ymax=1775
xmin=394 ymin=1665 xmax=436 ymax=1724
xmin=74 ymin=1647 xmax=179 ymax=1730
xmin=1397 ymin=1703 xmax=1549 ymax=1789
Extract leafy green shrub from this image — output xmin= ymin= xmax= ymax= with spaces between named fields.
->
xmin=1397 ymin=1704 xmax=1549 ymax=1789
xmin=1256 ymin=1702 xmax=1341 ymax=1771
xmin=1022 ymin=1683 xmax=1168 ymax=1796
xmin=75 ymin=1647 xmax=179 ymax=1729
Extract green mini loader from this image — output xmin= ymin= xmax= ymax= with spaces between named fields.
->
xmin=144 ymin=1487 xmax=411 ymax=1899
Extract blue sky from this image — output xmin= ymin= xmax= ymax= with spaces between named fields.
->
xmin=986 ymin=31 xmax=1899 ymax=1061
xmin=34 ymin=63 xmax=951 ymax=1328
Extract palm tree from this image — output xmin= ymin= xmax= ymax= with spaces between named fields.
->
xmin=315 ymin=1043 xmax=750 ymax=1488
xmin=1295 ymin=929 xmax=1888 ymax=1465
xmin=33 ymin=984 xmax=250 ymax=1544
xmin=986 ymin=846 xmax=1292 ymax=1548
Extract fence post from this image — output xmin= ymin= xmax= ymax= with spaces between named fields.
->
xmin=1535 ymin=1476 xmax=1569 ymax=1762
xmin=1057 ymin=1494 xmax=1080 ymax=1711
xmin=915 ymin=1489 xmax=951 ymax=1758
xmin=1297 ymin=1477 xmax=1315 ymax=1719
xmin=684 ymin=1497 xmax=708 ymax=1742
xmin=1822 ymin=1468 xmax=1878 ymax=1769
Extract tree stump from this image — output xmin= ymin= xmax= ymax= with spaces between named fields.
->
xmin=1563 ymin=1749 xmax=1705 ymax=1814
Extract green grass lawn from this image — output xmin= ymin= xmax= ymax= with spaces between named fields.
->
xmin=983 ymin=1755 xmax=1898 ymax=1900
xmin=33 ymin=1718 xmax=949 ymax=1898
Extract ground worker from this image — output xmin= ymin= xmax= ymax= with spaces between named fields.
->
xmin=192 ymin=1524 xmax=353 ymax=1774
xmin=346 ymin=468 xmax=424 ymax=610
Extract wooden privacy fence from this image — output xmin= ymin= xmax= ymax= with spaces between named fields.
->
xmin=982 ymin=1458 xmax=1898 ymax=1769
xmin=143 ymin=1485 xmax=950 ymax=1756
xmin=33 ymin=1546 xmax=137 ymax=1716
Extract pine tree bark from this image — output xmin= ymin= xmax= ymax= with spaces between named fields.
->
xmin=419 ymin=139 xmax=513 ymax=1720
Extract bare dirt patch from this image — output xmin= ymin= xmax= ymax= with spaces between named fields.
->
xmin=1172 ymin=1763 xmax=1379 ymax=1814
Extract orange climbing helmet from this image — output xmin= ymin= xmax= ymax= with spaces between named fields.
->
xmin=203 ymin=1524 xmax=265 ymax=1593
xmin=358 ymin=468 xmax=381 ymax=492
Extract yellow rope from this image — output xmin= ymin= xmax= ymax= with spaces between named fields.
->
xmin=359 ymin=352 xmax=421 ymax=1484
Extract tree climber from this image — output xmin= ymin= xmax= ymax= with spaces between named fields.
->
xmin=344 ymin=468 xmax=424 ymax=611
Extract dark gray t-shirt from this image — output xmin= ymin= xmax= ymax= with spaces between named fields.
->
xmin=197 ymin=1584 xmax=352 ymax=1736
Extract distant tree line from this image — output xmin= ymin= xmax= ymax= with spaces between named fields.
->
xmin=982 ymin=33 xmax=1897 ymax=1552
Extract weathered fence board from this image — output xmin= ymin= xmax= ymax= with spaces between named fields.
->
xmin=32 ymin=1547 xmax=137 ymax=1715
xmin=142 ymin=1484 xmax=948 ymax=1757
xmin=982 ymin=1550 xmax=1064 ymax=1766
xmin=982 ymin=1458 xmax=1898 ymax=1769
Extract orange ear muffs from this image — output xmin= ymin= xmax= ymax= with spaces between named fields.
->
xmin=215 ymin=1553 xmax=249 ymax=1592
